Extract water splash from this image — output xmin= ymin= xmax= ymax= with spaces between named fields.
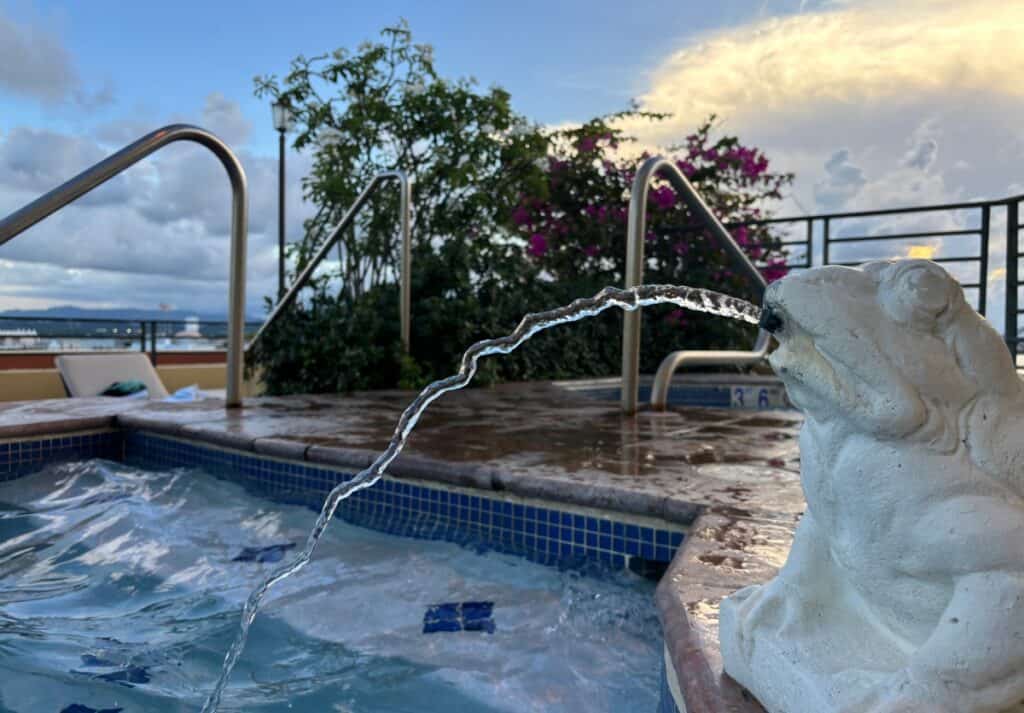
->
xmin=200 ymin=284 xmax=760 ymax=712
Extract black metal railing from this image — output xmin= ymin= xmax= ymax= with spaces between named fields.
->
xmin=665 ymin=192 xmax=1024 ymax=356
xmin=0 ymin=316 xmax=262 ymax=364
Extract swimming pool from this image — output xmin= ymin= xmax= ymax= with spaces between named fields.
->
xmin=0 ymin=459 xmax=663 ymax=712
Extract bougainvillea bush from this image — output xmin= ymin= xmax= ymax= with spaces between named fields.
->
xmin=249 ymin=24 xmax=794 ymax=395
xmin=506 ymin=114 xmax=793 ymax=374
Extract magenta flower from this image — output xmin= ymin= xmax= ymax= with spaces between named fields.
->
xmin=651 ymin=186 xmax=676 ymax=210
xmin=578 ymin=136 xmax=597 ymax=152
xmin=527 ymin=233 xmax=548 ymax=257
xmin=732 ymin=225 xmax=750 ymax=246
xmin=512 ymin=205 xmax=532 ymax=227
xmin=762 ymin=257 xmax=789 ymax=283
xmin=583 ymin=244 xmax=599 ymax=257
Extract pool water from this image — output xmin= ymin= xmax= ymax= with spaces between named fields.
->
xmin=0 ymin=461 xmax=663 ymax=712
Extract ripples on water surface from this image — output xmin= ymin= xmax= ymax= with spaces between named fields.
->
xmin=0 ymin=461 xmax=662 ymax=712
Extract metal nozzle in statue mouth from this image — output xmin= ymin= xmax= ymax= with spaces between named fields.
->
xmin=759 ymin=304 xmax=784 ymax=334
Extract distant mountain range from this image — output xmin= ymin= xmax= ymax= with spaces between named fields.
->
xmin=0 ymin=306 xmax=262 ymax=323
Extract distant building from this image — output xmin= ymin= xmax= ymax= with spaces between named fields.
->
xmin=0 ymin=328 xmax=39 ymax=349
xmin=175 ymin=316 xmax=202 ymax=339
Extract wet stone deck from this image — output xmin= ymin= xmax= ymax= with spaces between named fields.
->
xmin=0 ymin=380 xmax=803 ymax=712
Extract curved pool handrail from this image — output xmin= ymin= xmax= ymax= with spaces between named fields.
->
xmin=621 ymin=155 xmax=768 ymax=414
xmin=649 ymin=336 xmax=771 ymax=410
xmin=0 ymin=124 xmax=249 ymax=408
xmin=246 ymin=170 xmax=413 ymax=353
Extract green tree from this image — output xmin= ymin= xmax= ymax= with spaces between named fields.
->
xmin=249 ymin=24 xmax=794 ymax=395
xmin=250 ymin=22 xmax=548 ymax=393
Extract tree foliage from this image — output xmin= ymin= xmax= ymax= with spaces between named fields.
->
xmin=249 ymin=23 xmax=794 ymax=395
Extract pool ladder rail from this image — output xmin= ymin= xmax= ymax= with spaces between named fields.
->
xmin=620 ymin=156 xmax=770 ymax=413
xmin=0 ymin=124 xmax=413 ymax=408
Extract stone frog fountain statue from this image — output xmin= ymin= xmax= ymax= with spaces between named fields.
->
xmin=719 ymin=259 xmax=1024 ymax=713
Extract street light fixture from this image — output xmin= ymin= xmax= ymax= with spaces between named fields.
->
xmin=271 ymin=99 xmax=291 ymax=299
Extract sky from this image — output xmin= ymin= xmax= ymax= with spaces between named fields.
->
xmin=1 ymin=0 xmax=1022 ymax=328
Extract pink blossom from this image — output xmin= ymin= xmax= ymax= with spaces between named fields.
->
xmin=651 ymin=186 xmax=676 ymax=210
xmin=676 ymin=160 xmax=696 ymax=177
xmin=762 ymin=257 xmax=789 ymax=283
xmin=583 ymin=244 xmax=599 ymax=257
xmin=511 ymin=205 xmax=532 ymax=227
xmin=732 ymin=225 xmax=750 ymax=246
xmin=578 ymin=136 xmax=597 ymax=152
xmin=527 ymin=233 xmax=548 ymax=257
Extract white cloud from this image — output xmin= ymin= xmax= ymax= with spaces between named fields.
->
xmin=813 ymin=149 xmax=865 ymax=210
xmin=0 ymin=11 xmax=77 ymax=103
xmin=0 ymin=96 xmax=315 ymax=315
xmin=622 ymin=0 xmax=1024 ymax=145
xmin=201 ymin=92 xmax=253 ymax=145
xmin=0 ymin=9 xmax=114 ymax=109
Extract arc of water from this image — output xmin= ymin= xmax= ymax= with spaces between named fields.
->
xmin=201 ymin=283 xmax=761 ymax=712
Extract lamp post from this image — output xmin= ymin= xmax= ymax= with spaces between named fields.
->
xmin=271 ymin=99 xmax=291 ymax=300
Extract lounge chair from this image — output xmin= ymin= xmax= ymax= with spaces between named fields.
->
xmin=55 ymin=353 xmax=170 ymax=399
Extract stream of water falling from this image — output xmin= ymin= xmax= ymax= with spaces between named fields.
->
xmin=200 ymin=283 xmax=761 ymax=712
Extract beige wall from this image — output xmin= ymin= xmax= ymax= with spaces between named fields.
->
xmin=0 ymin=365 xmax=263 ymax=402
xmin=0 ymin=369 xmax=65 ymax=402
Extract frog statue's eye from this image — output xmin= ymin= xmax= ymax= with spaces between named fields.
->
xmin=880 ymin=260 xmax=957 ymax=330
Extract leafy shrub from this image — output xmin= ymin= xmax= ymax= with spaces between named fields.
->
xmin=249 ymin=25 xmax=793 ymax=395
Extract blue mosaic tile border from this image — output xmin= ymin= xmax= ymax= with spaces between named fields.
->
xmin=576 ymin=383 xmax=789 ymax=409
xmin=124 ymin=431 xmax=686 ymax=570
xmin=0 ymin=430 xmax=122 ymax=482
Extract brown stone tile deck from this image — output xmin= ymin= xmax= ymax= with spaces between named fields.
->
xmin=0 ymin=380 xmax=805 ymax=712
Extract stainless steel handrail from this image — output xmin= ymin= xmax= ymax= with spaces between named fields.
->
xmin=0 ymin=124 xmax=249 ymax=407
xmin=247 ymin=171 xmax=412 ymax=351
xmin=621 ymin=155 xmax=768 ymax=413
xmin=650 ymin=337 xmax=771 ymax=410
